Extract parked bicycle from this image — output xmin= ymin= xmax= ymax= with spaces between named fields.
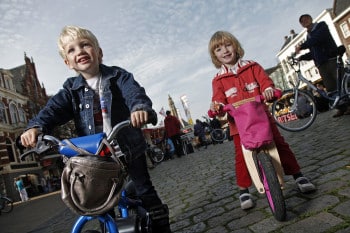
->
xmin=0 ymin=194 xmax=13 ymax=214
xmin=271 ymin=45 xmax=350 ymax=132
xmin=18 ymin=119 xmax=168 ymax=233
xmin=145 ymin=143 xmax=164 ymax=164
xmin=213 ymin=91 xmax=286 ymax=221
xmin=210 ymin=128 xmax=227 ymax=143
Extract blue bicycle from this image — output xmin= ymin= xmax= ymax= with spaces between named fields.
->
xmin=18 ymin=119 xmax=168 ymax=233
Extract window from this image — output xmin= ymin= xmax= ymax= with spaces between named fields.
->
xmin=9 ymin=103 xmax=19 ymax=124
xmin=0 ymin=102 xmax=7 ymax=124
xmin=18 ymin=108 xmax=26 ymax=123
xmin=340 ymin=21 xmax=350 ymax=38
xmin=3 ymin=74 xmax=14 ymax=90
xmin=0 ymin=72 xmax=3 ymax=88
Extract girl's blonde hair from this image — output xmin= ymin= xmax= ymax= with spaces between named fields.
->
xmin=58 ymin=25 xmax=100 ymax=59
xmin=208 ymin=31 xmax=245 ymax=68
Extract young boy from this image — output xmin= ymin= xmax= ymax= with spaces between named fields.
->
xmin=20 ymin=25 xmax=171 ymax=232
xmin=207 ymin=31 xmax=316 ymax=210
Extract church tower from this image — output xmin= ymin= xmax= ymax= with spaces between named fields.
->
xmin=168 ymin=94 xmax=179 ymax=119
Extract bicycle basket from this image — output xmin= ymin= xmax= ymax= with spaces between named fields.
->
xmin=61 ymin=138 xmax=126 ymax=216
xmin=224 ymin=97 xmax=273 ymax=149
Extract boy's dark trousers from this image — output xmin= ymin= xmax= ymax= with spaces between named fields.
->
xmin=127 ymin=153 xmax=171 ymax=233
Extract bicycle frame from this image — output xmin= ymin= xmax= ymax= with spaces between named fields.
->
xmin=72 ymin=214 xmax=117 ymax=233
xmin=220 ymin=95 xmax=286 ymax=221
xmin=218 ymin=94 xmax=285 ymax=194
xmin=241 ymin=143 xmax=284 ymax=194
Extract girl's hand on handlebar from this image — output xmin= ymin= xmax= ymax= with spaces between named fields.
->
xmin=20 ymin=128 xmax=40 ymax=148
xmin=263 ymin=87 xmax=275 ymax=102
xmin=210 ymin=101 xmax=224 ymax=112
xmin=131 ymin=110 xmax=148 ymax=128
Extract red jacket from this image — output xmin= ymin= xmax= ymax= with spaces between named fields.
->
xmin=164 ymin=115 xmax=181 ymax=137
xmin=211 ymin=60 xmax=275 ymax=135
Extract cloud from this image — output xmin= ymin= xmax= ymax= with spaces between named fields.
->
xmin=0 ymin=0 xmax=333 ymax=121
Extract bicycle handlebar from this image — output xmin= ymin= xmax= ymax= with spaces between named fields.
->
xmin=209 ymin=89 xmax=282 ymax=118
xmin=17 ymin=111 xmax=157 ymax=161
xmin=17 ymin=120 xmax=129 ymax=161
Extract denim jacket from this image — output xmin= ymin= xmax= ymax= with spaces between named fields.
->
xmin=27 ymin=64 xmax=153 ymax=159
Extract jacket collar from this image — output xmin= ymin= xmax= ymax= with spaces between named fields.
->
xmin=215 ymin=59 xmax=255 ymax=80
xmin=70 ymin=64 xmax=119 ymax=91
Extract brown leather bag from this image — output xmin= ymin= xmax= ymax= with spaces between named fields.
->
xmin=61 ymin=155 xmax=126 ymax=216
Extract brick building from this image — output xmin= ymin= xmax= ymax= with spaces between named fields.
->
xmin=0 ymin=53 xmax=57 ymax=201
xmin=333 ymin=0 xmax=350 ymax=55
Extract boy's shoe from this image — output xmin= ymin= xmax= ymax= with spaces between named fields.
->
xmin=295 ymin=177 xmax=316 ymax=193
xmin=239 ymin=193 xmax=254 ymax=210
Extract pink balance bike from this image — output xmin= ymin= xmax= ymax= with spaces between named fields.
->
xmin=212 ymin=90 xmax=286 ymax=221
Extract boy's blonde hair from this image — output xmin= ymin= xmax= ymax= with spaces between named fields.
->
xmin=208 ymin=31 xmax=245 ymax=68
xmin=58 ymin=25 xmax=100 ymax=59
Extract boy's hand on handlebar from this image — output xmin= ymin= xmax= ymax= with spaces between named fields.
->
xmin=20 ymin=128 xmax=40 ymax=148
xmin=131 ymin=110 xmax=148 ymax=128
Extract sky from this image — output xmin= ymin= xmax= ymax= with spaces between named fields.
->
xmin=0 ymin=0 xmax=332 ymax=126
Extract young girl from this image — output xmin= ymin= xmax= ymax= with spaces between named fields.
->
xmin=207 ymin=31 xmax=315 ymax=210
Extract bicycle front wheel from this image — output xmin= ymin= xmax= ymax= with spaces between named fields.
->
xmin=210 ymin=129 xmax=227 ymax=142
xmin=257 ymin=152 xmax=286 ymax=221
xmin=1 ymin=197 xmax=13 ymax=213
xmin=271 ymin=90 xmax=317 ymax=132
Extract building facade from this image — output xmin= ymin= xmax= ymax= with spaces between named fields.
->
xmin=333 ymin=0 xmax=350 ymax=55
xmin=0 ymin=53 xmax=57 ymax=202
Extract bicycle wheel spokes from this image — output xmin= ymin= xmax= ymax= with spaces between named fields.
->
xmin=257 ymin=153 xmax=286 ymax=221
xmin=210 ymin=129 xmax=227 ymax=142
xmin=1 ymin=198 xmax=13 ymax=213
xmin=271 ymin=90 xmax=317 ymax=132
xmin=151 ymin=148 xmax=164 ymax=163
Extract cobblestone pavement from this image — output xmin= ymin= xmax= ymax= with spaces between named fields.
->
xmin=0 ymin=110 xmax=349 ymax=233
xmin=150 ymin=110 xmax=350 ymax=233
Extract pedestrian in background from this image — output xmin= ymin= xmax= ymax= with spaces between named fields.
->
xmin=15 ymin=177 xmax=29 ymax=202
xmin=164 ymin=110 xmax=183 ymax=157
xmin=194 ymin=119 xmax=208 ymax=149
xmin=164 ymin=138 xmax=175 ymax=160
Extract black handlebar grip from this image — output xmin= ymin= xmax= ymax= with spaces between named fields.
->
xmin=15 ymin=136 xmax=26 ymax=150
xmin=148 ymin=109 xmax=158 ymax=126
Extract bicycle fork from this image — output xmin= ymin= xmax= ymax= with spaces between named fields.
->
xmin=241 ymin=143 xmax=284 ymax=193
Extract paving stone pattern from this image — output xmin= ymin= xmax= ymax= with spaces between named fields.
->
xmin=149 ymin=110 xmax=350 ymax=233
xmin=0 ymin=110 xmax=349 ymax=233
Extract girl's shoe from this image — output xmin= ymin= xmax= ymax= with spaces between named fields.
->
xmin=239 ymin=193 xmax=254 ymax=210
xmin=295 ymin=177 xmax=316 ymax=193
